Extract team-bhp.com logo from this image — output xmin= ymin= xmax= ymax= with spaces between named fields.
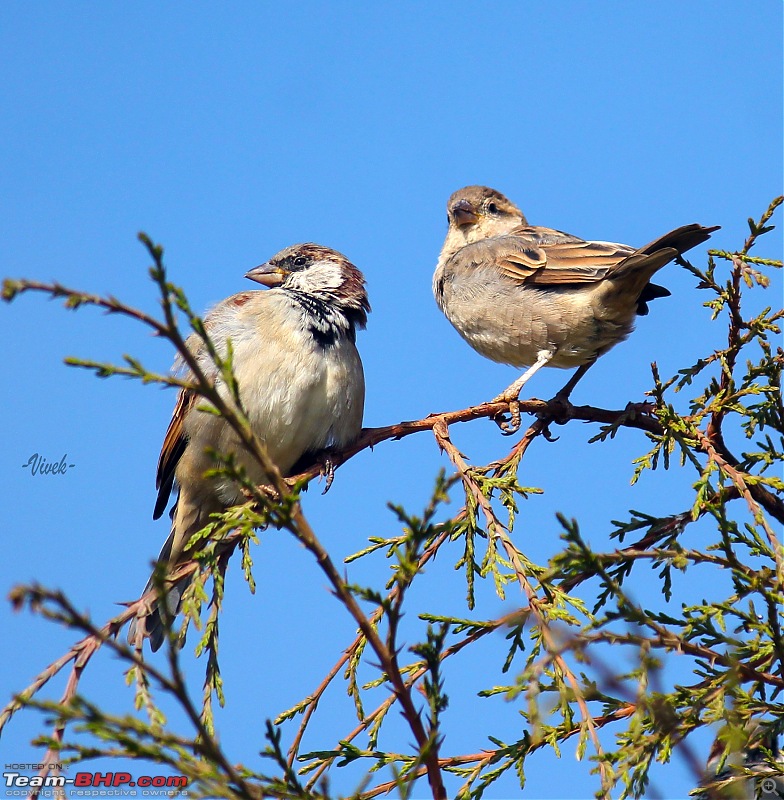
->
xmin=4 ymin=771 xmax=188 ymax=792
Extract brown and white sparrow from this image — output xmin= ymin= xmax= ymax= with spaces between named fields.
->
xmin=434 ymin=185 xmax=719 ymax=426
xmin=130 ymin=243 xmax=369 ymax=650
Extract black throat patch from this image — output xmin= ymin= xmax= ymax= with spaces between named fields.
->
xmin=287 ymin=290 xmax=355 ymax=347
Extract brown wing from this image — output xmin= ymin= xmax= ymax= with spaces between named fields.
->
xmin=153 ymin=388 xmax=196 ymax=520
xmin=474 ymin=226 xmax=636 ymax=286
xmin=152 ymin=314 xmax=224 ymax=519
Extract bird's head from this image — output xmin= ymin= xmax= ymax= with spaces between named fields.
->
xmin=442 ymin=185 xmax=526 ymax=257
xmin=246 ymin=243 xmax=370 ymax=329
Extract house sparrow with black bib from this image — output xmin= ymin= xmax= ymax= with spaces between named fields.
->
xmin=433 ymin=185 xmax=719 ymax=431
xmin=130 ymin=243 xmax=369 ymax=650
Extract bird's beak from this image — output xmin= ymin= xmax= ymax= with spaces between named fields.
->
xmin=451 ymin=199 xmax=478 ymax=227
xmin=245 ymin=263 xmax=288 ymax=287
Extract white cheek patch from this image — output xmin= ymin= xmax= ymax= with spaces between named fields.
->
xmin=290 ymin=261 xmax=343 ymax=293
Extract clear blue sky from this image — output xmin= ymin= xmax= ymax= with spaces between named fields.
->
xmin=1 ymin=4 xmax=781 ymax=798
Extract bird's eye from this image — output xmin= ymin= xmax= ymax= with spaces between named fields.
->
xmin=487 ymin=203 xmax=499 ymax=214
xmin=293 ymin=256 xmax=307 ymax=268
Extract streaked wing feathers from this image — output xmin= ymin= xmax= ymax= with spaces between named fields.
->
xmin=153 ymin=388 xmax=195 ymax=520
xmin=491 ymin=229 xmax=636 ymax=285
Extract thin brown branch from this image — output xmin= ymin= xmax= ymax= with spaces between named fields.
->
xmin=289 ymin=398 xmax=664 ymax=491
xmin=7 ymin=586 xmax=255 ymax=800
xmin=303 ymin=601 xmax=500 ymax=791
xmin=583 ymin=627 xmax=784 ymax=690
xmin=692 ymin=426 xmax=784 ymax=583
xmin=289 ymin=504 xmax=447 ymax=800
xmin=432 ymin=417 xmax=613 ymax=797
xmin=353 ymin=704 xmax=636 ymax=800
xmin=292 ymin=525 xmax=454 ymax=775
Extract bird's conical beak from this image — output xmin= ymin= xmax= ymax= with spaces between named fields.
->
xmin=451 ymin=199 xmax=478 ymax=227
xmin=245 ymin=263 xmax=287 ymax=287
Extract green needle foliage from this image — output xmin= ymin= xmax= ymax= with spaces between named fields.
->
xmin=1 ymin=198 xmax=782 ymax=799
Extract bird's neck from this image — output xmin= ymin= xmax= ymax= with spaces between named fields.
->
xmin=286 ymin=289 xmax=359 ymax=347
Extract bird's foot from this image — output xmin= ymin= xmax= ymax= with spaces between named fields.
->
xmin=319 ymin=455 xmax=335 ymax=494
xmin=489 ymin=352 xmax=555 ymax=435
xmin=497 ymin=402 xmax=521 ymax=435
xmin=491 ymin=389 xmax=522 ymax=435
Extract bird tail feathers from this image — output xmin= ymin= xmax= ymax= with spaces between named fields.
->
xmin=128 ymin=491 xmax=216 ymax=652
xmin=609 ymin=223 xmax=720 ymax=293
